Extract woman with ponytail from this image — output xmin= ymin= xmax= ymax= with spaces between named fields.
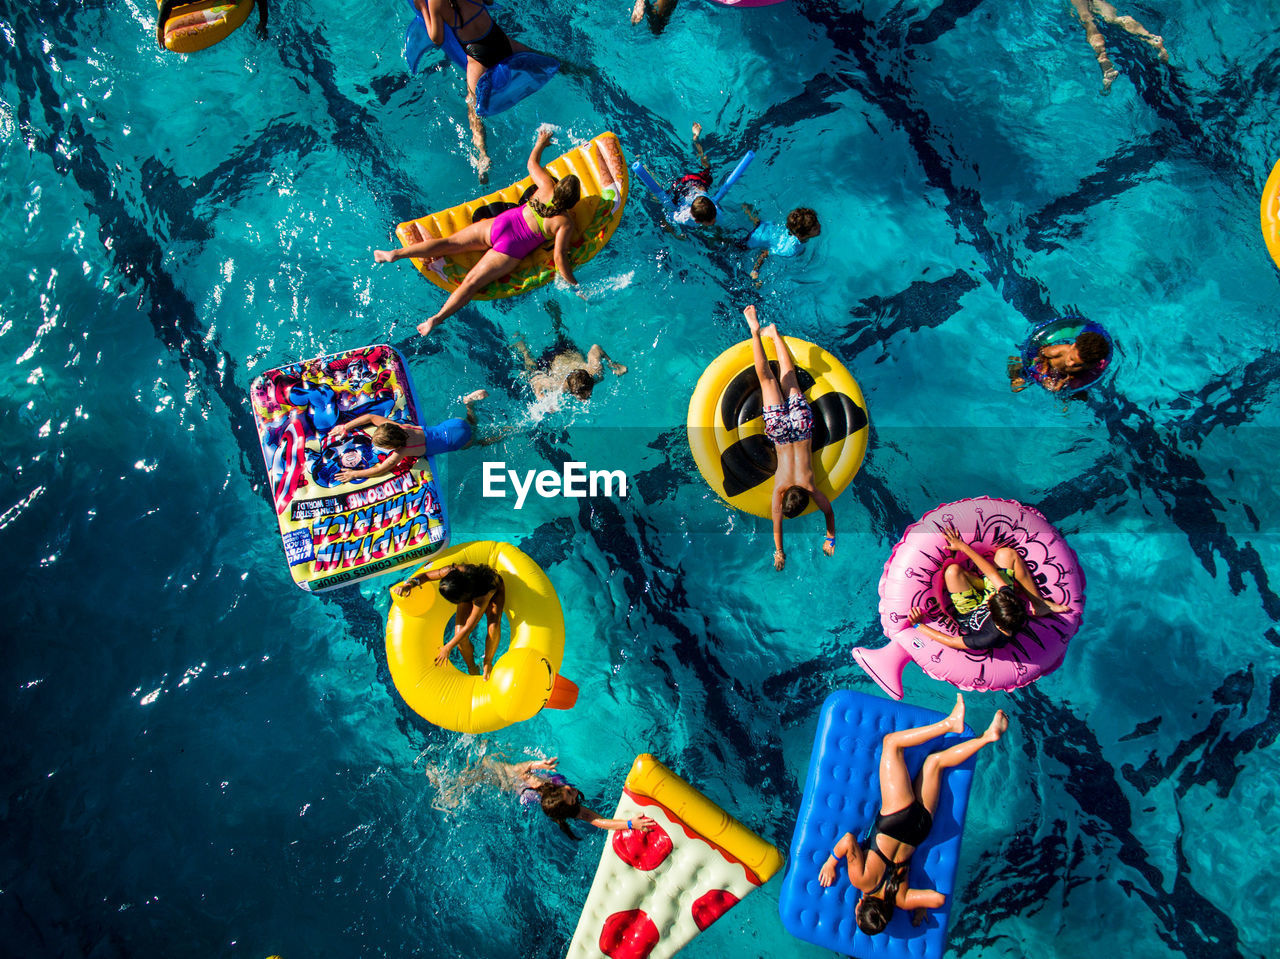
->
xmin=375 ymin=126 xmax=584 ymax=337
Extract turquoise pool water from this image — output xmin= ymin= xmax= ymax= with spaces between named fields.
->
xmin=3 ymin=0 xmax=1279 ymax=956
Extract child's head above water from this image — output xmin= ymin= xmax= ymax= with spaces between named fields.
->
xmin=1072 ymin=331 xmax=1108 ymax=369
xmin=781 ymin=485 xmax=810 ymax=518
xmin=372 ymin=422 xmax=408 ymax=449
xmin=565 ymin=369 xmax=595 ymax=400
xmin=690 ymin=195 xmax=717 ymax=225
xmin=786 ymin=207 xmax=821 ymax=241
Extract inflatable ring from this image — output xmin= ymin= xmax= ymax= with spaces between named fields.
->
xmin=394 ymin=132 xmax=629 ymax=302
xmin=1018 ymin=316 xmax=1115 ymax=394
xmin=1262 ymin=159 xmax=1280 ymax=271
xmin=157 ymin=0 xmax=255 ymax=53
xmin=854 ymin=497 xmax=1085 ymax=699
xmin=385 ymin=540 xmax=577 ymax=733
xmin=687 ymin=337 xmax=868 ymax=518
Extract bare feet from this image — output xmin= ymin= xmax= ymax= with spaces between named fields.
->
xmin=985 ymin=709 xmax=1009 ymax=742
xmin=374 ymin=249 xmax=396 ymax=263
xmin=911 ymin=907 xmax=928 ymax=927
xmin=464 ymin=658 xmax=480 ymax=677
xmin=691 ymin=122 xmax=702 ymax=140
xmin=417 ymin=317 xmax=438 ymax=337
xmin=630 ymin=0 xmax=644 ymax=24
xmin=761 ymin=322 xmax=780 ymax=344
xmin=1148 ymin=35 xmax=1169 ymax=62
xmin=482 ymin=662 xmax=493 ymax=682
xmin=476 ymin=154 xmax=491 ymax=185
xmin=1045 ymin=600 xmax=1071 ymax=614
xmin=462 ymin=389 xmax=488 ymax=403
xmin=946 ymin=693 xmax=965 ymax=733
xmin=1101 ymin=66 xmax=1119 ymax=95
xmin=743 ymin=304 xmax=760 ymax=333
xmin=610 ymin=362 xmax=628 ymax=375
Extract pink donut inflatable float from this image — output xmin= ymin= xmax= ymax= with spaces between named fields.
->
xmin=854 ymin=496 xmax=1086 ymax=699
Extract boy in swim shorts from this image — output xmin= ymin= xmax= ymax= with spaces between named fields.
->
xmin=671 ymin=123 xmax=717 ymax=226
xmin=743 ymin=304 xmax=836 ymax=571
xmin=513 ymin=303 xmax=627 ymax=403
xmin=742 ymin=205 xmax=821 ymax=283
xmin=325 ymin=390 xmax=488 ymax=483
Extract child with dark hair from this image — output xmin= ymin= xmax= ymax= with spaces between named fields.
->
xmin=393 ymin=562 xmax=505 ymax=679
xmin=819 ymin=695 xmax=1008 ymax=936
xmin=1008 ymin=330 xmax=1109 ymax=393
xmin=513 ymin=303 xmax=627 ymax=403
xmin=512 ymin=757 xmax=657 ymax=840
xmin=743 ymin=305 xmax=836 ymax=571
xmin=742 ymin=204 xmax=821 ymax=282
xmin=907 ymin=523 xmax=1070 ymax=651
xmin=325 ymin=390 xmax=488 ymax=483
xmin=670 ymin=123 xmax=717 ymax=225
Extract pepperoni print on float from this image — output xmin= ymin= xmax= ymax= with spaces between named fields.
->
xmin=611 ymin=822 xmax=673 ymax=870
xmin=599 ymin=909 xmax=660 ymax=959
xmin=691 ymin=889 xmax=739 ymax=931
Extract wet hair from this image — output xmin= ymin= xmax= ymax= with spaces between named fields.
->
xmin=1074 ymin=331 xmax=1108 ymax=367
xmin=565 ymin=369 xmax=595 ymax=400
xmin=528 ymin=175 xmax=582 ymax=219
xmin=539 ymin=783 xmax=583 ymax=841
xmin=856 ymin=894 xmax=895 ymax=935
xmin=987 ymin=588 xmax=1028 ymax=643
xmin=786 ymin=207 xmax=821 ymax=240
xmin=690 ymin=196 xmax=717 ymax=224
xmin=438 ymin=564 xmax=501 ymax=604
xmin=371 ymin=422 xmax=408 ymax=449
xmin=781 ymin=486 xmax=810 ymax=518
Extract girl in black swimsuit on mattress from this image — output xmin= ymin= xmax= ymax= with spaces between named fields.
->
xmin=818 ymin=694 xmax=1009 ymax=935
xmin=414 ymin=0 xmax=535 ymax=181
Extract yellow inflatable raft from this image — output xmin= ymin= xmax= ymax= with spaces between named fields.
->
xmin=156 ymin=0 xmax=255 ymax=53
xmin=686 ymin=337 xmax=869 ymax=518
xmin=1262 ymin=159 xmax=1280 ymax=271
xmin=393 ymin=132 xmax=629 ymax=301
xmin=567 ymin=754 xmax=784 ymax=959
xmin=385 ymin=540 xmax=577 ymax=734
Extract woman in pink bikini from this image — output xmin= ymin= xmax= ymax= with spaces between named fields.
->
xmin=375 ymin=127 xmax=583 ymax=337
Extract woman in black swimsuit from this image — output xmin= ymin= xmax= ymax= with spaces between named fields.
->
xmin=818 ymin=694 xmax=1009 ymax=935
xmin=414 ymin=0 xmax=534 ymax=181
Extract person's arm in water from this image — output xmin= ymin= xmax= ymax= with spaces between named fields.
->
xmin=813 ymin=488 xmax=836 ymax=556
xmin=577 ymin=806 xmax=658 ymax=832
xmin=750 ymin=250 xmax=769 ymax=283
xmin=585 ymin=345 xmax=627 ymax=378
xmin=255 ymin=0 xmax=269 ymax=39
xmin=335 ymin=450 xmax=404 ymax=484
xmin=512 ymin=756 xmax=559 ymax=788
xmin=908 ymin=606 xmax=969 ymax=649
xmin=772 ymin=495 xmax=786 ymax=571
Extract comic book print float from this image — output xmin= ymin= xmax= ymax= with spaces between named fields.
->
xmin=567 ymin=754 xmax=784 ymax=959
xmin=854 ymin=496 xmax=1085 ymax=699
xmin=249 ymin=344 xmax=449 ymax=592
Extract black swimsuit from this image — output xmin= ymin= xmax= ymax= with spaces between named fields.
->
xmin=448 ymin=0 xmax=513 ymax=68
xmin=860 ymin=801 xmax=933 ymax=895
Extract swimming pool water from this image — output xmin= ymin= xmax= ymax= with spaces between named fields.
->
xmin=3 ymin=0 xmax=1279 ymax=956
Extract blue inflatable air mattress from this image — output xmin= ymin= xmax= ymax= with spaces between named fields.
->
xmin=778 ymin=690 xmax=976 ymax=959
xmin=403 ymin=1 xmax=558 ymax=117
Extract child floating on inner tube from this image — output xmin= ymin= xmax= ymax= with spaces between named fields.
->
xmin=907 ymin=524 xmax=1070 ymax=651
xmin=1008 ymin=330 xmax=1108 ymax=393
xmin=743 ymin=305 xmax=837 ymax=571
xmin=393 ymin=562 xmax=506 ymax=680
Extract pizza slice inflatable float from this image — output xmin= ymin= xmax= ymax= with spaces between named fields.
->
xmin=566 ymin=754 xmax=784 ymax=959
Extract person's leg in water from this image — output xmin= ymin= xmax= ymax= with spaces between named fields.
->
xmin=464 ymin=60 xmax=491 ymax=184
xmin=631 ymin=0 xmax=677 ymax=33
xmin=691 ymin=120 xmax=709 ymax=169
xmin=877 ymin=693 xmax=967 ymax=815
xmin=745 ymin=306 xmax=784 ymax=409
xmin=992 ymin=546 xmax=1070 ymax=615
xmin=374 ymin=219 xmax=492 ymax=264
xmin=459 ymin=388 xmax=507 ymax=447
xmin=417 ymin=247 xmax=521 ymax=336
xmin=1091 ymin=0 xmax=1168 ymax=61
xmin=1070 ymin=0 xmax=1120 ymax=93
